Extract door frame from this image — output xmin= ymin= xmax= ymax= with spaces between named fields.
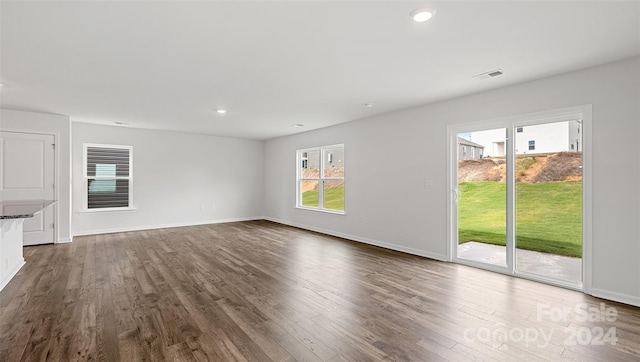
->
xmin=1 ymin=129 xmax=59 ymax=244
xmin=447 ymin=105 xmax=592 ymax=293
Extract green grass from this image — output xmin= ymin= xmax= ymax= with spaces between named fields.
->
xmin=458 ymin=181 xmax=582 ymax=257
xmin=302 ymin=185 xmax=344 ymax=211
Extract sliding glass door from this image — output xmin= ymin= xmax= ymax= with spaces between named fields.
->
xmin=449 ymin=108 xmax=587 ymax=289
xmin=456 ymin=128 xmax=508 ymax=269
xmin=514 ymin=121 xmax=583 ymax=284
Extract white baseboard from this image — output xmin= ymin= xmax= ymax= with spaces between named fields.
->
xmin=72 ymin=216 xmax=448 ymax=262
xmin=0 ymin=259 xmax=25 ymax=292
xmin=264 ymin=217 xmax=448 ymax=262
xmin=590 ymin=288 xmax=640 ymax=308
xmin=71 ymin=216 xmax=265 ymax=237
xmin=56 ymin=237 xmax=73 ymax=244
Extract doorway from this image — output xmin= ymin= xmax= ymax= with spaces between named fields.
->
xmin=0 ymin=131 xmax=56 ymax=245
xmin=449 ymin=106 xmax=590 ymax=290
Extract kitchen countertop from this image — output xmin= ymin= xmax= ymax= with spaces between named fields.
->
xmin=0 ymin=200 xmax=57 ymax=219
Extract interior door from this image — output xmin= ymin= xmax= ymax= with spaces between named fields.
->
xmin=0 ymin=131 xmax=55 ymax=245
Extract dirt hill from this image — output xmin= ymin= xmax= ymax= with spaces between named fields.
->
xmin=301 ymin=167 xmax=345 ymax=192
xmin=458 ymin=152 xmax=582 ymax=183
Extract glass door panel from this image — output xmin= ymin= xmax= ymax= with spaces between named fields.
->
xmin=514 ymin=121 xmax=582 ymax=283
xmin=456 ymin=128 xmax=507 ymax=267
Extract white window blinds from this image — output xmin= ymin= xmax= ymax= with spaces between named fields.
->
xmin=84 ymin=145 xmax=132 ymax=209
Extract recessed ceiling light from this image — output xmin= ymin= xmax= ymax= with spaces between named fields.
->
xmin=364 ymin=103 xmax=374 ymax=108
xmin=293 ymin=123 xmax=304 ymax=127
xmin=216 ymin=109 xmax=227 ymax=114
xmin=410 ymin=8 xmax=436 ymax=23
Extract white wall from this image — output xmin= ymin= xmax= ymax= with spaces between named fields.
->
xmin=72 ymin=123 xmax=264 ymax=235
xmin=264 ymin=57 xmax=640 ymax=306
xmin=513 ymin=121 xmax=573 ymax=155
xmin=0 ymin=109 xmax=72 ymax=242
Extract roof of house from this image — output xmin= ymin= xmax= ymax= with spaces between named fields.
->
xmin=458 ymin=137 xmax=485 ymax=148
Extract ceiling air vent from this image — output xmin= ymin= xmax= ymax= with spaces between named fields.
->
xmin=473 ymin=69 xmax=504 ymax=80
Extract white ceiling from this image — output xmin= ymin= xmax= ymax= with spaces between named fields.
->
xmin=1 ymin=1 xmax=639 ymax=140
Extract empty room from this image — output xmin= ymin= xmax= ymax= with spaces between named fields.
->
xmin=1 ymin=1 xmax=640 ymax=361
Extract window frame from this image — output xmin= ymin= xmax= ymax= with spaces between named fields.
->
xmin=83 ymin=143 xmax=134 ymax=212
xmin=296 ymin=144 xmax=345 ymax=214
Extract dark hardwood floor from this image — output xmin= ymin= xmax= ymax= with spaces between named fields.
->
xmin=1 ymin=220 xmax=639 ymax=361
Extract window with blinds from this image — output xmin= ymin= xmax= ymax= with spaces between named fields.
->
xmin=84 ymin=144 xmax=133 ymax=210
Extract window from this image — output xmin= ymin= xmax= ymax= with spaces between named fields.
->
xmin=297 ymin=144 xmax=344 ymax=213
xmin=528 ymin=140 xmax=535 ymax=150
xmin=84 ymin=144 xmax=133 ymax=210
xmin=462 ymin=145 xmax=467 ymax=157
xmin=516 ymin=127 xmax=523 ymax=133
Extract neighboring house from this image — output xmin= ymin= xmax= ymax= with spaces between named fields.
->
xmin=468 ymin=128 xmax=506 ymax=157
xmin=300 ymin=147 xmax=345 ymax=170
xmin=470 ymin=120 xmax=581 ymax=156
xmin=458 ymin=137 xmax=485 ymax=159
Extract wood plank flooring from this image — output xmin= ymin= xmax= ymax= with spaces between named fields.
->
xmin=1 ymin=220 xmax=639 ymax=361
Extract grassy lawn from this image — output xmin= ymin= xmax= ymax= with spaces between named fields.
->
xmin=302 ymin=185 xmax=344 ymax=211
xmin=458 ymin=181 xmax=582 ymax=257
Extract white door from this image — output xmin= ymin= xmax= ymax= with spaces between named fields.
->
xmin=0 ymin=131 xmax=55 ymax=245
